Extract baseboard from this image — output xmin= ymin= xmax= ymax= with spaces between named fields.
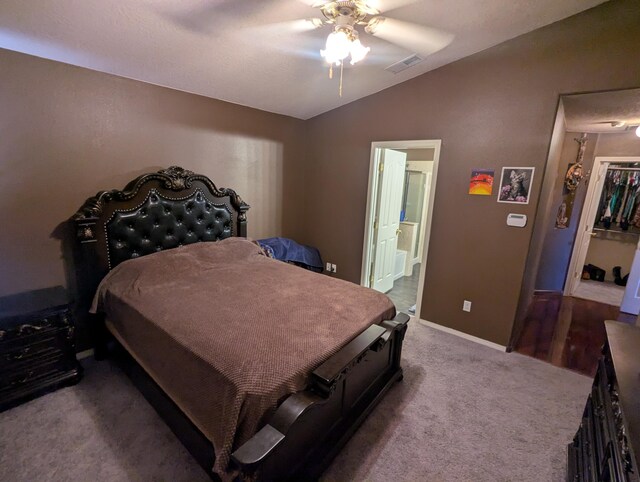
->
xmin=417 ymin=319 xmax=507 ymax=352
xmin=76 ymin=348 xmax=94 ymax=360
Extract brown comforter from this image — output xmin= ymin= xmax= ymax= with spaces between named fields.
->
xmin=91 ymin=237 xmax=395 ymax=478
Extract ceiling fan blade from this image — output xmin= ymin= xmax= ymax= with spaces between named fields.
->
xmin=295 ymin=0 xmax=326 ymax=6
xmin=366 ymin=17 xmax=453 ymax=56
xmin=243 ymin=19 xmax=324 ymax=58
xmin=365 ymin=0 xmax=419 ymax=14
xmin=249 ymin=18 xmax=323 ymax=36
xmin=297 ymin=0 xmax=416 ymax=12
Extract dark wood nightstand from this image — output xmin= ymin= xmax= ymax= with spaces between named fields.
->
xmin=0 ymin=286 xmax=82 ymax=412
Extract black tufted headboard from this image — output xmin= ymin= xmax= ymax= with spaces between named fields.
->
xmin=72 ymin=166 xmax=249 ymax=290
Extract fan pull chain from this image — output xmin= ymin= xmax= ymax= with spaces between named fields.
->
xmin=339 ymin=61 xmax=344 ymax=97
xmin=329 ymin=64 xmax=333 ymax=79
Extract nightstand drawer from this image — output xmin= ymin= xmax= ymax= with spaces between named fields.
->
xmin=0 ymin=330 xmax=72 ymax=373
xmin=0 ymin=287 xmax=82 ymax=412
xmin=0 ymin=354 xmax=68 ymax=391
xmin=0 ymin=312 xmax=72 ymax=350
xmin=0 ymin=356 xmax=81 ymax=411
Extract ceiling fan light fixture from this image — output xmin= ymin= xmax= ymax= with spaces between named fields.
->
xmin=320 ymin=26 xmax=369 ymax=65
xmin=349 ymin=38 xmax=370 ymax=64
xmin=636 ymin=125 xmax=640 ymax=138
xmin=321 ymin=29 xmax=352 ymax=64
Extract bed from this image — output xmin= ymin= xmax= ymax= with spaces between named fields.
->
xmin=72 ymin=166 xmax=409 ymax=481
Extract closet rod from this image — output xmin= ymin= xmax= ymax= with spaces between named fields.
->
xmin=607 ymin=167 xmax=640 ymax=171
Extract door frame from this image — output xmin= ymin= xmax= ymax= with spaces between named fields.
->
xmin=361 ymin=139 xmax=442 ymax=319
xmin=565 ymin=156 xmax=640 ymax=296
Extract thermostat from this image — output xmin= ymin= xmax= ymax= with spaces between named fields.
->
xmin=507 ymin=213 xmax=527 ymax=228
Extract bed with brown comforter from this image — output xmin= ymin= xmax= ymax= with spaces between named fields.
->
xmin=91 ymin=237 xmax=395 ymax=477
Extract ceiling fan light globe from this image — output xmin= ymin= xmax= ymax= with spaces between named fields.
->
xmin=349 ymin=38 xmax=370 ymax=64
xmin=636 ymin=125 xmax=640 ymax=138
xmin=321 ymin=30 xmax=351 ymax=63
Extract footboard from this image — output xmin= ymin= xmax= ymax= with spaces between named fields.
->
xmin=231 ymin=312 xmax=409 ymax=480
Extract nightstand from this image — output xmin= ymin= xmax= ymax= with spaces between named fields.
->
xmin=0 ymin=286 xmax=82 ymax=412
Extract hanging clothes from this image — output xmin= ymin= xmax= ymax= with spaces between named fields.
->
xmin=595 ymin=169 xmax=640 ymax=232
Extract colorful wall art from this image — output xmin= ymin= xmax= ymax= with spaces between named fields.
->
xmin=469 ymin=169 xmax=494 ymax=195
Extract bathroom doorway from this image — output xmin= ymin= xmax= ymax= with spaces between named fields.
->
xmin=361 ymin=140 xmax=441 ymax=316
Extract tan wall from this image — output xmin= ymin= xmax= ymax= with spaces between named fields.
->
xmin=594 ymin=131 xmax=640 ymax=157
xmin=0 ymin=48 xmax=305 ymax=297
xmin=534 ymin=131 xmax=598 ymax=290
xmin=407 ymin=160 xmax=435 ymax=172
xmin=585 ymin=237 xmax=636 ymax=282
xmin=401 ymin=149 xmax=435 ymax=162
xmin=512 ymin=100 xmax=566 ymax=339
xmin=303 ymin=0 xmax=640 ymax=346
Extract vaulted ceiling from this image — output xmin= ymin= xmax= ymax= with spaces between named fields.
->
xmin=0 ymin=0 xmax=607 ymax=119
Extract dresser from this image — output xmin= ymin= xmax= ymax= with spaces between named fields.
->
xmin=567 ymin=321 xmax=640 ymax=482
xmin=0 ymin=286 xmax=82 ymax=412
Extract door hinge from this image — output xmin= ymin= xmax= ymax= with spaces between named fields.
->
xmin=373 ymin=219 xmax=378 ymax=230
xmin=369 ymin=271 xmax=374 ymax=286
xmin=378 ymin=162 xmax=384 ymax=172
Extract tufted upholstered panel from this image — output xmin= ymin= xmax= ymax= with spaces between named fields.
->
xmin=106 ymin=189 xmax=232 ymax=269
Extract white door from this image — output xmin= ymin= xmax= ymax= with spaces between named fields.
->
xmin=566 ymin=162 xmax=609 ymax=295
xmin=621 ymin=238 xmax=640 ymax=315
xmin=372 ymin=149 xmax=407 ymax=293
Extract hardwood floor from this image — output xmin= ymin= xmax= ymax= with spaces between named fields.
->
xmin=386 ymin=263 xmax=420 ymax=314
xmin=514 ymin=292 xmax=636 ymax=377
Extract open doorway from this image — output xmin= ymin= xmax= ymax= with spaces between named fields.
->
xmin=566 ymin=157 xmax=640 ymax=313
xmin=361 ymin=140 xmax=441 ymax=316
xmin=514 ymin=88 xmax=640 ymax=376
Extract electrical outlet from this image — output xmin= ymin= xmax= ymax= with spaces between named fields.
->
xmin=326 ymin=262 xmax=332 ymax=272
xmin=331 ymin=264 xmax=337 ymax=273
xmin=463 ymin=300 xmax=472 ymax=312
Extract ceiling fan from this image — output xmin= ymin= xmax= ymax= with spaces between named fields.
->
xmin=294 ymin=0 xmax=453 ymax=95
xmin=158 ymin=0 xmax=453 ymax=96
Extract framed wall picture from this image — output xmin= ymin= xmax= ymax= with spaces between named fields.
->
xmin=468 ymin=169 xmax=494 ymax=195
xmin=497 ymin=167 xmax=535 ymax=204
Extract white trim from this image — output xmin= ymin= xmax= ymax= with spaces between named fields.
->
xmin=361 ymin=139 xmax=442 ymax=322
xmin=76 ymin=348 xmax=94 ymax=360
xmin=418 ymin=318 xmax=508 ymax=352
xmin=564 ymin=156 xmax=640 ymax=296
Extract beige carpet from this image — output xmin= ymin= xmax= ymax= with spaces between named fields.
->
xmin=573 ymin=279 xmax=625 ymax=306
xmin=0 ymin=322 xmax=591 ymax=481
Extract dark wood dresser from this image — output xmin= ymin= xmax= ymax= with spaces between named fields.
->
xmin=0 ymin=286 xmax=82 ymax=412
xmin=567 ymin=320 xmax=640 ymax=482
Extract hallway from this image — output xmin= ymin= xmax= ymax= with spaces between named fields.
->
xmin=514 ymin=292 xmax=636 ymax=376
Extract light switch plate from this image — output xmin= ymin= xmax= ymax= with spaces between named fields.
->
xmin=463 ymin=300 xmax=472 ymax=312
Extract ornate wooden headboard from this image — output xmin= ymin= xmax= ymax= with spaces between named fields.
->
xmin=72 ymin=166 xmax=250 ymax=291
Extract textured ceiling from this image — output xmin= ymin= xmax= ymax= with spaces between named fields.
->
xmin=0 ymin=0 xmax=607 ymax=119
xmin=564 ymin=89 xmax=640 ymax=133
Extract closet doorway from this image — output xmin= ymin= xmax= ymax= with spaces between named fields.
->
xmin=566 ymin=156 xmax=640 ymax=314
